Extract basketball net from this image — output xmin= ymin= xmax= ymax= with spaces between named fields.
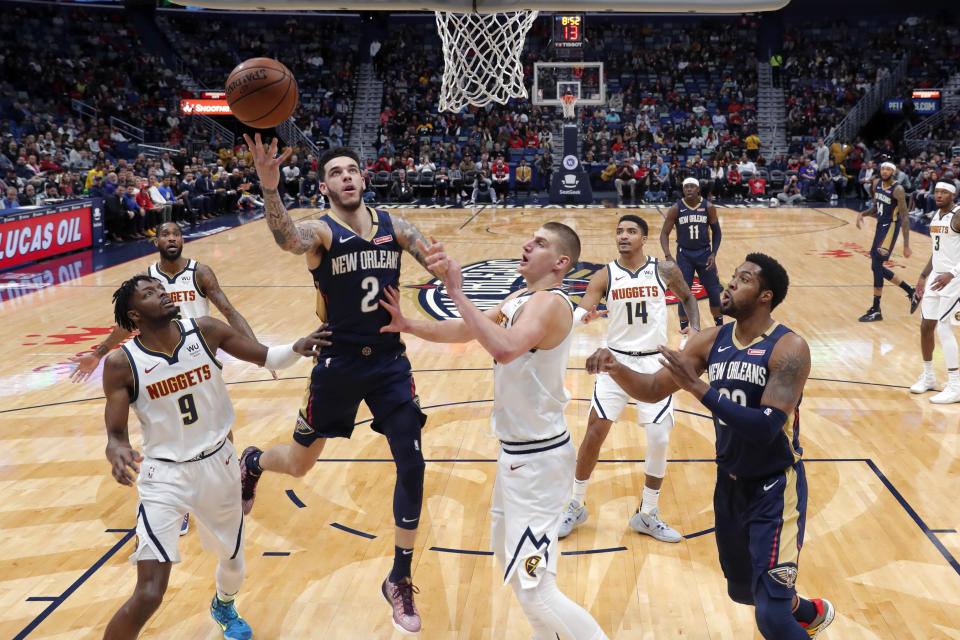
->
xmin=434 ymin=10 xmax=538 ymax=112
xmin=561 ymin=94 xmax=577 ymax=120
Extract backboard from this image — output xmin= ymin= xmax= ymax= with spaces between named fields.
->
xmin=532 ymin=62 xmax=604 ymax=107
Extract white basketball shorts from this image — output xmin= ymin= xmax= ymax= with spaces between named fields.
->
xmin=921 ymin=273 xmax=960 ymax=326
xmin=591 ymin=351 xmax=673 ymax=424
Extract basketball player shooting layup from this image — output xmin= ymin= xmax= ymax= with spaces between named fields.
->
xmin=380 ymin=225 xmax=610 ymax=640
xmin=559 ymin=214 xmax=701 ymax=543
xmin=101 ymin=275 xmax=330 ymax=640
xmin=586 ymin=253 xmax=835 ymax=640
xmin=239 ymin=133 xmax=441 ymax=635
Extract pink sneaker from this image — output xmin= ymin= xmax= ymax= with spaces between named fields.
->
xmin=381 ymin=577 xmax=421 ymax=635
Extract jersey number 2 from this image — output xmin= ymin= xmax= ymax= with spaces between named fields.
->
xmin=178 ymin=393 xmax=198 ymax=426
xmin=360 ymin=276 xmax=379 ymax=313
xmin=625 ymin=300 xmax=648 ymax=325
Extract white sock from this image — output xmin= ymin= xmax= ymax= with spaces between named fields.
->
xmin=216 ymin=589 xmax=237 ymax=603
xmin=571 ymin=478 xmax=589 ymax=508
xmin=640 ymin=486 xmax=660 ymax=515
xmin=950 ymin=369 xmax=960 ymax=385
xmin=923 ymin=361 xmax=934 ymax=377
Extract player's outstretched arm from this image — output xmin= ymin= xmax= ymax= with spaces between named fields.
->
xmin=574 ymin=267 xmax=609 ymax=325
xmin=244 ymin=133 xmax=328 ymax=255
xmin=586 ymin=347 xmax=681 ymax=402
xmin=658 ymin=259 xmax=700 ymax=330
xmin=195 ymin=316 xmax=332 ymax=368
xmin=196 ymin=264 xmax=256 ymax=340
xmin=659 ymin=204 xmax=679 ymax=262
xmin=379 ymin=285 xmax=490 ymax=343
xmin=102 ymin=351 xmax=140 ymax=487
xmin=70 ymin=324 xmax=134 ymax=382
xmin=392 ymin=214 xmax=443 ymax=277
xmin=856 ymin=180 xmax=878 ymax=229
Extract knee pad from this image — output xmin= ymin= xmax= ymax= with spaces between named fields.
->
xmin=727 ymin=580 xmax=754 ymax=605
xmin=642 ymin=415 xmax=673 ymax=478
xmin=387 ymin=403 xmax=426 ymax=530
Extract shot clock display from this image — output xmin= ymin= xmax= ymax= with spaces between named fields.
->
xmin=554 ymin=14 xmax=584 ymax=57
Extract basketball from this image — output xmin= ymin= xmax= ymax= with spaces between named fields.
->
xmin=224 ymin=57 xmax=298 ymax=129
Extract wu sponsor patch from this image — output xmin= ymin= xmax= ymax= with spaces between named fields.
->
xmin=524 ymin=555 xmax=542 ymax=577
xmin=768 ymin=565 xmax=798 ymax=589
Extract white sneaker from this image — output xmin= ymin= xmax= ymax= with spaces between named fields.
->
xmin=179 ymin=513 xmax=189 ymax=536
xmin=909 ymin=374 xmax=937 ymax=394
xmin=679 ymin=333 xmax=689 ymax=351
xmin=557 ymin=500 xmax=588 ymax=539
xmin=930 ymin=382 xmax=960 ymax=404
xmin=629 ymin=508 xmax=682 ymax=543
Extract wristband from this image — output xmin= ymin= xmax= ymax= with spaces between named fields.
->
xmin=573 ymin=308 xmax=587 ymax=323
xmin=264 ymin=343 xmax=299 ymax=370
xmin=951 ymin=266 xmax=960 ymax=278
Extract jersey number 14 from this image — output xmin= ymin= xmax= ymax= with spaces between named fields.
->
xmin=625 ymin=300 xmax=648 ymax=325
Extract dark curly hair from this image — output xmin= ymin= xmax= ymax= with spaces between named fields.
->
xmin=113 ymin=275 xmax=160 ymax=331
xmin=745 ymin=252 xmax=789 ymax=310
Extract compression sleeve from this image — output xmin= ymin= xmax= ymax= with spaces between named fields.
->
xmin=710 ymin=221 xmax=722 ymax=254
xmin=700 ymin=387 xmax=788 ymax=444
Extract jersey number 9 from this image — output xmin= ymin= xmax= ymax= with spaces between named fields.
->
xmin=178 ymin=393 xmax=198 ymax=426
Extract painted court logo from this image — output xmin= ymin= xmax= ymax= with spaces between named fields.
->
xmin=410 ymin=259 xmax=706 ymax=320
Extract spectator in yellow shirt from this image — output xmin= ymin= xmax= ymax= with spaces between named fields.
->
xmin=745 ymin=130 xmax=761 ymax=161
xmin=515 ymin=158 xmax=532 ymax=198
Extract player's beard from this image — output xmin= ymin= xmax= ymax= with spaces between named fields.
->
xmin=161 ymin=244 xmax=182 ymax=261
xmin=328 ymin=186 xmax=363 ymax=212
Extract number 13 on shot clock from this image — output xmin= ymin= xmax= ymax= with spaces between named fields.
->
xmin=554 ymin=14 xmax=584 ymax=53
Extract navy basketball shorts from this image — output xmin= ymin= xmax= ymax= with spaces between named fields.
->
xmin=713 ymin=461 xmax=808 ymax=599
xmin=294 ymin=347 xmax=426 ymax=445
xmin=871 ymin=219 xmax=899 ymax=258
xmin=677 ymin=247 xmax=722 ymax=301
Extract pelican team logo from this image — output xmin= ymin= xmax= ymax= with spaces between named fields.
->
xmin=768 ymin=565 xmax=799 ymax=589
xmin=410 ymin=259 xmax=707 ymax=320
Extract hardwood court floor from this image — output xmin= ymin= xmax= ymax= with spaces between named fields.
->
xmin=2 ymin=204 xmax=959 ymax=639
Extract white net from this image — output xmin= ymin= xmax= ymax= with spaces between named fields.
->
xmin=434 ymin=10 xmax=538 ymax=113
xmin=561 ymin=94 xmax=577 ymax=120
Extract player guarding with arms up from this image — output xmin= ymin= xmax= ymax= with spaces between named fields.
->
xmin=101 ymin=275 xmax=329 ymax=639
xmin=379 ymin=225 xmax=610 ymax=640
xmin=559 ymin=214 xmax=701 ymax=542
xmin=587 ymin=253 xmax=834 ymax=639
xmin=239 ymin=134 xmax=441 ymax=635
xmin=660 ymin=177 xmax=724 ymax=341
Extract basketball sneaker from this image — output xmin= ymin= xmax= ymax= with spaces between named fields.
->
xmin=909 ymin=374 xmax=937 ymax=394
xmin=381 ymin=576 xmax=421 ymax=635
xmin=909 ymin=291 xmax=921 ymax=314
xmin=629 ymin=508 xmax=682 ymax=543
xmin=858 ymin=308 xmax=882 ymax=322
xmin=239 ymin=446 xmax=263 ymax=516
xmin=558 ymin=500 xmax=588 ymax=539
xmin=210 ymin=595 xmax=252 ymax=640
xmin=678 ymin=332 xmax=689 ymax=351
xmin=179 ymin=513 xmax=189 ymax=536
xmin=800 ymin=598 xmax=835 ymax=638
xmin=930 ymin=382 xmax=960 ymax=404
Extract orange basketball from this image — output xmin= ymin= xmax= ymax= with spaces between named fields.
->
xmin=224 ymin=57 xmax=299 ymax=129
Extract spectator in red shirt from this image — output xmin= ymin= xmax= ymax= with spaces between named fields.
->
xmin=491 ymin=155 xmax=510 ymax=201
xmin=748 ymin=175 xmax=767 ymax=200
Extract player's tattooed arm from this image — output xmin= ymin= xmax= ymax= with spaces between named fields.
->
xmin=262 ymin=188 xmax=324 ymax=254
xmin=392 ymin=214 xmax=435 ymax=274
xmin=658 ymin=260 xmax=700 ymax=330
xmin=760 ymin=333 xmax=811 ymax=414
xmin=196 ymin=264 xmax=256 ymax=341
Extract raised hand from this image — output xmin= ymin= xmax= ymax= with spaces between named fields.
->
xmin=657 ymin=344 xmax=707 ymax=395
xmin=293 ymin=323 xmax=333 ymax=357
xmin=417 ymin=237 xmax=448 ymax=281
xmin=582 ymin=305 xmax=608 ymax=324
xmin=242 ymin=132 xmax=292 ymax=191
xmin=69 ymin=352 xmax=101 ymax=383
xmin=379 ymin=285 xmax=409 ymax=334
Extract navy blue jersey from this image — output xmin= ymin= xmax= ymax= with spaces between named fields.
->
xmin=873 ymin=180 xmax=901 ymax=225
xmin=675 ymin=197 xmax=711 ymax=251
xmin=310 ymin=207 xmax=402 ymax=349
xmin=706 ymin=322 xmax=802 ymax=478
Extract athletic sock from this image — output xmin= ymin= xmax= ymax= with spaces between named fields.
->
xmin=872 ymin=295 xmax=881 ymax=310
xmin=640 ymin=486 xmax=660 ymax=515
xmin=899 ymin=280 xmax=914 ymax=295
xmin=389 ymin=546 xmax=413 ymax=583
xmin=949 ymin=369 xmax=960 ymax=385
xmin=792 ymin=596 xmax=818 ymax=625
xmin=215 ymin=590 xmax=237 ymax=604
xmin=245 ymin=450 xmax=263 ymax=476
xmin=679 ymin=318 xmax=689 ymax=331
xmin=923 ymin=361 xmax=934 ymax=377
xmin=571 ymin=478 xmax=589 ymax=508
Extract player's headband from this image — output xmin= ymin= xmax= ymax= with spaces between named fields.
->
xmin=682 ymin=177 xmax=699 ymax=187
xmin=935 ymin=181 xmax=957 ymax=194
xmin=880 ymin=162 xmax=897 ymax=171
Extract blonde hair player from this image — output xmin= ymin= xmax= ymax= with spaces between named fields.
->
xmin=379 ymin=225 xmax=611 ymax=640
xmin=910 ymin=181 xmax=960 ymax=403
xmin=558 ymin=214 xmax=701 ymax=543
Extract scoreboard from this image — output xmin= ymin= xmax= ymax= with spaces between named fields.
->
xmin=554 ymin=14 xmax=584 ymax=58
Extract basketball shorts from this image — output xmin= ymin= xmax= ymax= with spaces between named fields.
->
xmin=677 ymin=246 xmax=721 ymax=296
xmin=713 ymin=461 xmax=807 ymax=599
xmin=491 ymin=432 xmax=574 ymax=589
xmin=872 ymin=219 xmax=899 ymax=255
xmin=591 ymin=351 xmax=673 ymax=424
xmin=296 ymin=346 xmax=426 ymax=444
xmin=130 ymin=439 xmax=244 ymax=564
xmin=920 ymin=272 xmax=960 ymax=326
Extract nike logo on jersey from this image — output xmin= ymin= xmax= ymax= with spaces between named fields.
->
xmin=510 ymin=464 xmax=527 ymax=471
xmin=339 ymin=235 xmax=355 ymax=243
xmin=144 ymin=363 xmax=159 ymax=374
xmin=763 ymin=480 xmax=778 ymax=491
xmin=615 ymin=275 xmax=627 ymax=281
xmin=717 ymin=346 xmax=731 ymax=352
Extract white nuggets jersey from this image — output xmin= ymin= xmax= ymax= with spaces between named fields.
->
xmin=605 ymin=258 xmax=668 ymax=352
xmin=491 ymin=289 xmax=575 ymax=442
xmin=147 ymin=259 xmax=209 ymax=318
xmin=929 ymin=205 xmax=960 ymax=274
xmin=121 ymin=319 xmax=234 ymax=461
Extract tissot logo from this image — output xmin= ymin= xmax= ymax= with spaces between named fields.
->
xmin=409 ymin=259 xmax=706 ymax=320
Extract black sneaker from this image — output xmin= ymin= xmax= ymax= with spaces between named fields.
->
xmin=858 ymin=308 xmax=883 ymax=322
xmin=239 ymin=446 xmax=263 ymax=515
xmin=909 ymin=291 xmax=921 ymax=314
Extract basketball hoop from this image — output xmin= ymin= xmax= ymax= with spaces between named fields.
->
xmin=434 ymin=10 xmax=538 ymax=112
xmin=561 ymin=94 xmax=577 ymax=120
